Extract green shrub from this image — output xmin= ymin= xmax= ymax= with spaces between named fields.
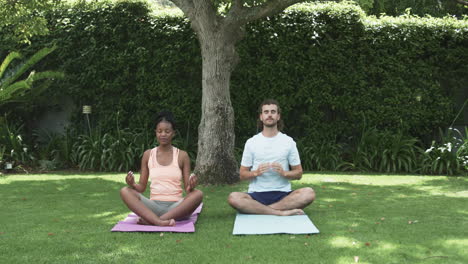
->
xmin=421 ymin=127 xmax=468 ymax=175
xmin=1 ymin=1 xmax=466 ymax=174
xmin=72 ymin=123 xmax=158 ymax=172
xmin=34 ymin=127 xmax=78 ymax=170
xmin=298 ymin=138 xmax=344 ymax=171
xmin=0 ymin=116 xmax=35 ymax=168
xmin=339 ymin=125 xmax=420 ymax=173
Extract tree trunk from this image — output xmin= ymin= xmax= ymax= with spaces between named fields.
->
xmin=170 ymin=0 xmax=306 ymax=184
xmin=194 ymin=30 xmax=240 ymax=184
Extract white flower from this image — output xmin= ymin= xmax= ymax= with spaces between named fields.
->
xmin=425 ymin=147 xmax=434 ymax=153
xmin=446 ymin=142 xmax=452 ymax=152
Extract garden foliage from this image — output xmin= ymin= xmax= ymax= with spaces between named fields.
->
xmin=0 ymin=1 xmax=467 ymax=174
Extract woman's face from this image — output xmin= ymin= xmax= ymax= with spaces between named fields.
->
xmin=155 ymin=121 xmax=175 ymax=145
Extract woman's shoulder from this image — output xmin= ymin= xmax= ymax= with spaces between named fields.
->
xmin=142 ymin=148 xmax=153 ymax=158
xmin=174 ymin=147 xmax=189 ymax=160
xmin=176 ymin=148 xmax=189 ymax=158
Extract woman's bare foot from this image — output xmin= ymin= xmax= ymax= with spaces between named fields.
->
xmin=137 ymin=217 xmax=151 ymax=225
xmin=137 ymin=218 xmax=176 ymax=226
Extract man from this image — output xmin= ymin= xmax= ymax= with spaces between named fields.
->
xmin=228 ymin=99 xmax=315 ymax=215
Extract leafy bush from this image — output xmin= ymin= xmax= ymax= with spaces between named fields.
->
xmin=298 ymin=138 xmax=344 ymax=171
xmin=340 ymin=125 xmax=420 ymax=173
xmin=72 ymin=125 xmax=158 ymax=172
xmin=421 ymin=128 xmax=468 ymax=175
xmin=0 ymin=46 xmax=64 ymax=105
xmin=34 ymin=127 xmax=77 ymax=170
xmin=380 ymin=131 xmax=420 ymax=173
xmin=0 ymin=1 xmax=466 ymax=174
xmin=9 ymin=1 xmax=462 ymax=147
xmin=0 ymin=116 xmax=35 ymax=168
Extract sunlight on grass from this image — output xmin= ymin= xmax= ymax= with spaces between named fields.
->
xmin=421 ymin=188 xmax=468 ymax=198
xmin=377 ymin=241 xmax=398 ymax=251
xmin=301 ymin=173 xmax=448 ymax=186
xmin=91 ymin=212 xmax=115 ymax=219
xmin=319 ymin=198 xmax=339 ymax=203
xmin=337 ymin=256 xmax=370 ymax=264
xmin=454 ymin=190 xmax=468 ymax=197
xmin=443 ymin=239 xmax=468 ymax=250
xmin=329 ymin=236 xmax=355 ymax=248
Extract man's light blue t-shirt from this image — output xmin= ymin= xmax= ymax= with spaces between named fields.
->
xmin=241 ymin=132 xmax=301 ymax=192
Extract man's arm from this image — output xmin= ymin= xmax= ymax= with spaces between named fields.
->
xmin=284 ymin=164 xmax=303 ymax=180
xmin=239 ymin=163 xmax=271 ymax=181
xmin=239 ymin=166 xmax=256 ymax=181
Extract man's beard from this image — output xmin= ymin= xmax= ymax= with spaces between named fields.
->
xmin=263 ymin=120 xmax=277 ymax=128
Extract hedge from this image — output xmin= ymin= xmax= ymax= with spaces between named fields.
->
xmin=2 ymin=1 xmax=467 ymax=162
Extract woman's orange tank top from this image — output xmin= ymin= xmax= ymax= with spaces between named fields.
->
xmin=148 ymin=146 xmax=183 ymax=201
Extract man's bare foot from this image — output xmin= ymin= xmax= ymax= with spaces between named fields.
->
xmin=279 ymin=209 xmax=305 ymax=216
xmin=137 ymin=218 xmax=176 ymax=226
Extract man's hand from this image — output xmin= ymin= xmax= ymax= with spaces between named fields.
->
xmin=254 ymin=163 xmax=271 ymax=177
xmin=270 ymin=162 xmax=285 ymax=177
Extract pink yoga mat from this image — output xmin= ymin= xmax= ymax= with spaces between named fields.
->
xmin=111 ymin=203 xmax=203 ymax=233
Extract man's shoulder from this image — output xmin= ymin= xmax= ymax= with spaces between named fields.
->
xmin=278 ymin=132 xmax=295 ymax=143
xmin=246 ymin=133 xmax=262 ymax=143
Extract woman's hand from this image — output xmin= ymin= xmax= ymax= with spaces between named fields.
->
xmin=186 ymin=173 xmax=198 ymax=192
xmin=126 ymin=171 xmax=136 ymax=188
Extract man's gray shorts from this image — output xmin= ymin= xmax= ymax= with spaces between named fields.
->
xmin=139 ymin=194 xmax=183 ymax=216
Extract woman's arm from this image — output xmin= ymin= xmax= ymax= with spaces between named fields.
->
xmin=179 ymin=150 xmax=195 ymax=193
xmin=126 ymin=149 xmax=150 ymax=193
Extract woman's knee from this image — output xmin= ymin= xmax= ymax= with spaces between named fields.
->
xmin=191 ymin=189 xmax=204 ymax=201
xmin=120 ymin=186 xmax=137 ymax=199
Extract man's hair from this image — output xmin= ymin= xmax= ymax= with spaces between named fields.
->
xmin=257 ymin=98 xmax=284 ymax=131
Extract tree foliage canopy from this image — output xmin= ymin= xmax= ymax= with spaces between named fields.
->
xmin=0 ymin=0 xmax=64 ymax=44
xmin=354 ymin=0 xmax=468 ymax=17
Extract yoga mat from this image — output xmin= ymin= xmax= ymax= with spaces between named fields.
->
xmin=232 ymin=213 xmax=320 ymax=235
xmin=111 ymin=203 xmax=203 ymax=233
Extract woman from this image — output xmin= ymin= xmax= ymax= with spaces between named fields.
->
xmin=120 ymin=111 xmax=203 ymax=226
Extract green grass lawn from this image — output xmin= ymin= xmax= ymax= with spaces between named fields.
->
xmin=0 ymin=172 xmax=467 ymax=264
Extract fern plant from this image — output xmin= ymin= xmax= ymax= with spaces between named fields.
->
xmin=0 ymin=46 xmax=64 ymax=105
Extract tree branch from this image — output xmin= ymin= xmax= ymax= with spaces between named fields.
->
xmin=171 ymin=0 xmax=220 ymax=34
xmin=170 ymin=0 xmax=194 ymax=15
xmin=455 ymin=0 xmax=468 ymax=6
xmin=226 ymin=0 xmax=304 ymax=27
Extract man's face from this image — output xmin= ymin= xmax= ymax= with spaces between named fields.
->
xmin=260 ymin=104 xmax=280 ymax=128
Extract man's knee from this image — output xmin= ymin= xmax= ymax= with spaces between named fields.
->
xmin=227 ymin=192 xmax=243 ymax=208
xmin=299 ymin=187 xmax=316 ymax=203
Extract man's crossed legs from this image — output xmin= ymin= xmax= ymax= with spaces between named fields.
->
xmin=228 ymin=187 xmax=315 ymax=216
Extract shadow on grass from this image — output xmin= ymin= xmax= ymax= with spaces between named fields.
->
xmin=0 ymin=175 xmax=466 ymax=263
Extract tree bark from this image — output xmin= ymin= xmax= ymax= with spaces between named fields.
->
xmin=194 ymin=27 xmax=241 ymax=184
